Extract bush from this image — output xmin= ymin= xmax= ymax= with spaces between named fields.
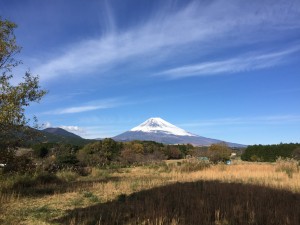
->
xmin=275 ymin=157 xmax=299 ymax=178
xmin=89 ymin=167 xmax=111 ymax=179
xmin=3 ymin=155 xmax=36 ymax=174
xmin=177 ymin=159 xmax=210 ymax=172
xmin=56 ymin=154 xmax=79 ymax=165
xmin=292 ymin=147 xmax=300 ymax=160
xmin=6 ymin=172 xmax=62 ymax=191
xmin=78 ymin=140 xmax=122 ymax=166
xmin=33 ymin=146 xmax=49 ymax=158
xmin=56 ymin=170 xmax=79 ymax=182
xmin=208 ymin=143 xmax=231 ymax=163
xmin=83 ymin=191 xmax=99 ymax=203
xmin=11 ymin=173 xmax=35 ymax=189
xmin=165 ymin=146 xmax=183 ymax=159
xmin=34 ymin=172 xmax=62 ymax=185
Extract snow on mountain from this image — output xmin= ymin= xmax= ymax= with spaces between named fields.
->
xmin=114 ymin=117 xmax=246 ymax=147
xmin=130 ymin=117 xmax=196 ymax=136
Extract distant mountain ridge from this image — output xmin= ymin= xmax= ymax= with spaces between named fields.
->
xmin=31 ymin=118 xmax=245 ymax=147
xmin=43 ymin=127 xmax=82 ymax=139
xmin=29 ymin=127 xmax=92 ymax=146
xmin=114 ymin=118 xmax=245 ymax=148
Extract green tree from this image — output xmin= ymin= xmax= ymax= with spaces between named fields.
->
xmin=207 ymin=143 xmax=231 ymax=163
xmin=78 ymin=139 xmax=122 ymax=166
xmin=0 ymin=18 xmax=46 ymax=170
xmin=292 ymin=147 xmax=300 ymax=160
xmin=241 ymin=143 xmax=300 ymax=162
xmin=101 ymin=138 xmax=122 ymax=161
xmin=0 ymin=18 xmax=21 ymax=74
xmin=33 ymin=145 xmax=49 ymax=158
xmin=77 ymin=142 xmax=103 ymax=166
xmin=165 ymin=145 xmax=183 ymax=159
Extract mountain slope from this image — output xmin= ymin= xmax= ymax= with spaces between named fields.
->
xmin=21 ymin=127 xmax=91 ymax=146
xmin=114 ymin=118 xmax=245 ymax=147
xmin=130 ymin=117 xmax=196 ymax=136
xmin=43 ymin=127 xmax=82 ymax=139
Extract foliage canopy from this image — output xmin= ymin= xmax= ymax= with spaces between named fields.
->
xmin=0 ymin=18 xmax=46 ymax=169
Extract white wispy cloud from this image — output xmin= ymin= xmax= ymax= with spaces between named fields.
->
xmin=156 ymin=46 xmax=300 ymax=78
xmin=32 ymin=0 xmax=300 ymax=82
xmin=42 ymin=121 xmax=52 ymax=128
xmin=44 ymin=98 xmax=122 ymax=114
xmin=59 ymin=125 xmax=86 ymax=134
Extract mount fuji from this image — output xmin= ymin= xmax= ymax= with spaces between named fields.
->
xmin=113 ymin=118 xmax=245 ymax=147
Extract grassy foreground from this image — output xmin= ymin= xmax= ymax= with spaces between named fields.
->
xmin=0 ymin=159 xmax=299 ymax=225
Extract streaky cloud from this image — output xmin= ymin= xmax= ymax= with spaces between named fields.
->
xmin=59 ymin=125 xmax=86 ymax=134
xmin=156 ymin=46 xmax=300 ymax=78
xmin=44 ymin=98 xmax=122 ymax=115
xmin=33 ymin=0 xmax=300 ymax=82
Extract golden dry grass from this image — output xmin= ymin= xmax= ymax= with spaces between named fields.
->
xmin=0 ymin=160 xmax=299 ymax=224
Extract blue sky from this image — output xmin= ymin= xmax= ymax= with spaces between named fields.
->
xmin=1 ymin=0 xmax=300 ymax=145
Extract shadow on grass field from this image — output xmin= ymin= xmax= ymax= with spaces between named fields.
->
xmin=54 ymin=180 xmax=300 ymax=225
xmin=1 ymin=173 xmax=120 ymax=197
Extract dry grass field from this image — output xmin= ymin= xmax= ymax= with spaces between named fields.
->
xmin=0 ymin=159 xmax=299 ymax=225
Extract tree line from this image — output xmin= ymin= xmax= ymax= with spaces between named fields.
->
xmin=241 ymin=143 xmax=300 ymax=162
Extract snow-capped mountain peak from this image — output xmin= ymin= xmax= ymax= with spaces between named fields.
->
xmin=130 ymin=117 xmax=196 ymax=136
xmin=114 ymin=117 xmax=245 ymax=147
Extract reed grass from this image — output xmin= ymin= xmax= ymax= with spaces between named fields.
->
xmin=0 ymin=160 xmax=299 ymax=224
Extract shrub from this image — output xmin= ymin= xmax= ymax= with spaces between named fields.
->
xmin=34 ymin=146 xmax=49 ymax=158
xmin=34 ymin=172 xmax=62 ymax=185
xmin=3 ymin=154 xmax=36 ymax=174
xmin=11 ymin=173 xmax=35 ymax=189
xmin=177 ymin=159 xmax=210 ymax=172
xmin=5 ymin=172 xmax=62 ymax=191
xmin=120 ymin=148 xmax=144 ymax=164
xmin=83 ymin=191 xmax=100 ymax=203
xmin=56 ymin=170 xmax=79 ymax=182
xmin=275 ymin=157 xmax=299 ymax=178
xmin=89 ymin=167 xmax=111 ymax=179
xmin=158 ymin=163 xmax=173 ymax=173
xmin=292 ymin=147 xmax=300 ymax=160
xmin=165 ymin=146 xmax=183 ymax=159
xmin=56 ymin=154 xmax=79 ymax=165
xmin=208 ymin=143 xmax=231 ymax=163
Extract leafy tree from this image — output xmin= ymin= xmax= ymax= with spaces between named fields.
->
xmin=177 ymin=144 xmax=194 ymax=156
xmin=33 ymin=145 xmax=49 ymax=158
xmin=165 ymin=145 xmax=183 ymax=159
xmin=130 ymin=143 xmax=144 ymax=154
xmin=78 ymin=139 xmax=122 ymax=166
xmin=77 ymin=142 xmax=102 ymax=166
xmin=241 ymin=143 xmax=300 ymax=162
xmin=0 ymin=18 xmax=46 ymax=170
xmin=101 ymin=138 xmax=122 ymax=161
xmin=0 ymin=18 xmax=21 ymax=74
xmin=292 ymin=147 xmax=300 ymax=161
xmin=121 ymin=147 xmax=143 ymax=164
xmin=207 ymin=143 xmax=231 ymax=163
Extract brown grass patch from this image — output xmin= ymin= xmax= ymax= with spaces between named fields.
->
xmin=1 ymin=160 xmax=300 ymax=224
xmin=56 ymin=181 xmax=300 ymax=225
